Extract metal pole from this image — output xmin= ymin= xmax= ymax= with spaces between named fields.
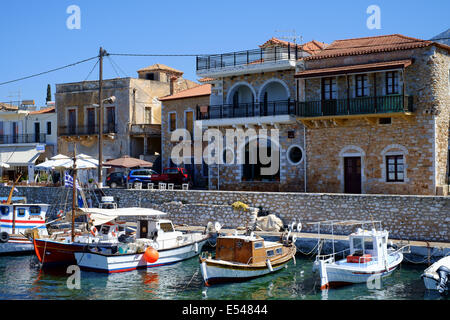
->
xmin=72 ymin=143 xmax=77 ymax=242
xmin=98 ymin=47 xmax=104 ymax=188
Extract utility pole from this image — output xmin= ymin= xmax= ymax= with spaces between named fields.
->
xmin=98 ymin=47 xmax=106 ymax=188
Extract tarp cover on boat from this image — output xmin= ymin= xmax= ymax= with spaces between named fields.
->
xmin=80 ymin=207 xmax=167 ymax=225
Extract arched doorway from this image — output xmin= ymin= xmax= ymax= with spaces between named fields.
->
xmin=258 ymin=80 xmax=290 ymax=116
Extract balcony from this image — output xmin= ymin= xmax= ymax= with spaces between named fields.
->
xmin=196 ymin=46 xmax=299 ymax=77
xmin=0 ymin=134 xmax=46 ymax=144
xmin=59 ymin=124 xmax=118 ymax=137
xmin=296 ymin=95 xmax=414 ymax=127
xmin=130 ymin=124 xmax=161 ymax=137
xmin=196 ymin=100 xmax=296 ymax=127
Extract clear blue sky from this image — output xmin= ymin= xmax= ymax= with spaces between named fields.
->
xmin=0 ymin=0 xmax=448 ymax=107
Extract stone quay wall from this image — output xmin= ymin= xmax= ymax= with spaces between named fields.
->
xmin=1 ymin=186 xmax=448 ymax=242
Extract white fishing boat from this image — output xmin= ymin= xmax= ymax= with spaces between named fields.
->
xmin=421 ymin=256 xmax=450 ymax=294
xmin=199 ymin=228 xmax=297 ymax=286
xmin=74 ymin=208 xmax=211 ymax=273
xmin=0 ymin=202 xmax=50 ymax=254
xmin=312 ymin=220 xmax=407 ymax=290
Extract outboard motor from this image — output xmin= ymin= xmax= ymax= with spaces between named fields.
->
xmin=436 ymin=265 xmax=450 ymax=294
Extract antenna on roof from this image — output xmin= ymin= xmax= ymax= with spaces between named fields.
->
xmin=274 ymin=29 xmax=303 ymax=45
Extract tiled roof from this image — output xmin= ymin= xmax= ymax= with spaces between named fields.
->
xmin=0 ymin=102 xmax=18 ymax=111
xmin=29 ymin=106 xmax=55 ymax=114
xmin=260 ymin=37 xmax=327 ymax=55
xmin=137 ymin=63 xmax=184 ymax=75
xmin=295 ymin=59 xmax=413 ymax=78
xmin=304 ymin=34 xmax=450 ymax=60
xmin=198 ymin=77 xmax=215 ymax=83
xmin=159 ymin=84 xmax=211 ymax=101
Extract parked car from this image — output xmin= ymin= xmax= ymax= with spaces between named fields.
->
xmin=106 ymin=172 xmax=127 ymax=188
xmin=149 ymin=167 xmax=192 ymax=188
xmin=127 ymin=169 xmax=158 ymax=188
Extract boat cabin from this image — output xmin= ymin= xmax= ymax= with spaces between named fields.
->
xmin=347 ymin=228 xmax=388 ymax=264
xmin=0 ymin=204 xmax=49 ymax=235
xmin=215 ymin=235 xmax=285 ymax=264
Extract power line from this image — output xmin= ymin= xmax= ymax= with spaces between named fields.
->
xmin=0 ymin=56 xmax=99 ymax=86
xmin=84 ymin=58 xmax=100 ymax=81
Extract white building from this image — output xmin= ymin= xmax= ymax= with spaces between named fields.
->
xmin=0 ymin=105 xmax=57 ymax=183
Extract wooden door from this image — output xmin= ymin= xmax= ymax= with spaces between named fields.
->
xmin=344 ymin=157 xmax=361 ymax=194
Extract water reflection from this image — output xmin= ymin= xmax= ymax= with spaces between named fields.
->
xmin=0 ymin=255 xmax=448 ymax=300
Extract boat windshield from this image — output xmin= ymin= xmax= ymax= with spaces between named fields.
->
xmin=159 ymin=223 xmax=174 ymax=232
xmin=352 ymin=237 xmax=374 ymax=255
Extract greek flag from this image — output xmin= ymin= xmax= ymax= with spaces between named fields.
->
xmin=64 ymin=172 xmax=81 ymax=191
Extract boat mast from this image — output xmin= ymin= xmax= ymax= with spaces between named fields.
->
xmin=71 ymin=143 xmax=77 ymax=242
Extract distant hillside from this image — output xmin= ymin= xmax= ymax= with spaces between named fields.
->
xmin=432 ymin=28 xmax=450 ymax=46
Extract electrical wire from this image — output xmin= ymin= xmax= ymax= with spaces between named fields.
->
xmin=0 ymin=56 xmax=99 ymax=86
xmin=84 ymin=58 xmax=100 ymax=81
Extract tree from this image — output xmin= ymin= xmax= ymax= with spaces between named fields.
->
xmin=46 ymin=84 xmax=52 ymax=102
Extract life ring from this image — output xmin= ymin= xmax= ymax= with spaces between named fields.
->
xmin=0 ymin=232 xmax=10 ymax=243
xmin=90 ymin=226 xmax=98 ymax=237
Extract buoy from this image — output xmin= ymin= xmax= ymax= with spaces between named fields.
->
xmin=90 ymin=226 xmax=98 ymax=237
xmin=144 ymin=247 xmax=159 ymax=263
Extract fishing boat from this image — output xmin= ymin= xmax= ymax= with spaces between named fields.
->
xmin=0 ymin=174 xmax=51 ymax=255
xmin=0 ymin=202 xmax=50 ymax=254
xmin=421 ymin=256 xmax=450 ymax=294
xmin=312 ymin=220 xmax=407 ymax=290
xmin=74 ymin=210 xmax=211 ymax=273
xmin=32 ymin=145 xmax=127 ymax=267
xmin=199 ymin=228 xmax=297 ymax=286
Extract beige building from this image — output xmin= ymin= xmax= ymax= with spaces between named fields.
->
xmin=195 ymin=37 xmax=326 ymax=191
xmin=55 ymin=64 xmax=198 ymax=178
xmin=295 ymin=34 xmax=450 ymax=195
xmin=159 ymin=83 xmax=211 ymax=188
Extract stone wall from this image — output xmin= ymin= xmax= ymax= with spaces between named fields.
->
xmin=2 ymin=186 xmax=448 ymax=242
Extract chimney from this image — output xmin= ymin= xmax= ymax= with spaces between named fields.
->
xmin=169 ymin=76 xmax=178 ymax=95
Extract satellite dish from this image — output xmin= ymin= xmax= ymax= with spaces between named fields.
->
xmin=214 ymin=222 xmax=222 ymax=233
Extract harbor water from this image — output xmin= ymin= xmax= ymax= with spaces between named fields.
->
xmin=0 ymin=251 xmax=448 ymax=300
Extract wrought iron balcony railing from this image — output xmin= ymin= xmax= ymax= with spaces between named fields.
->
xmin=196 ymin=100 xmax=295 ymax=120
xmin=59 ymin=124 xmax=117 ymax=136
xmin=296 ymin=95 xmax=413 ymax=118
xmin=0 ymin=134 xmax=46 ymax=144
xmin=196 ymin=45 xmax=300 ymax=72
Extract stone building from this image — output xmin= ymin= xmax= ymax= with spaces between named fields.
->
xmin=295 ymin=34 xmax=450 ymax=195
xmin=195 ymin=37 xmax=326 ymax=191
xmin=159 ymin=82 xmax=211 ymax=188
xmin=55 ymin=64 xmax=198 ymax=179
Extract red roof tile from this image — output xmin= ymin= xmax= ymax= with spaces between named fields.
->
xmin=295 ymin=59 xmax=413 ymax=78
xmin=260 ymin=37 xmax=327 ymax=55
xmin=305 ymin=34 xmax=450 ymax=60
xmin=29 ymin=107 xmax=55 ymax=114
xmin=159 ymin=84 xmax=211 ymax=101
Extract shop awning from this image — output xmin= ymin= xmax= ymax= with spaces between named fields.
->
xmin=295 ymin=59 xmax=413 ymax=78
xmin=0 ymin=146 xmax=41 ymax=166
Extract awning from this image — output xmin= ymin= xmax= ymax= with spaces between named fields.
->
xmin=0 ymin=146 xmax=41 ymax=166
xmin=80 ymin=207 xmax=167 ymax=225
xmin=295 ymin=59 xmax=413 ymax=78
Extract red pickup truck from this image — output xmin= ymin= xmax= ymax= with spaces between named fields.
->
xmin=150 ymin=167 xmax=192 ymax=187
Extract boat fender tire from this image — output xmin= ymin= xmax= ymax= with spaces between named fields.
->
xmin=0 ymin=232 xmax=9 ymax=243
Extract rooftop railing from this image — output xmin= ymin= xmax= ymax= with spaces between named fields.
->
xmin=196 ymin=45 xmax=300 ymax=72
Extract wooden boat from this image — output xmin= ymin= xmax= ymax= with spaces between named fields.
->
xmin=74 ymin=214 xmax=211 ymax=273
xmin=312 ymin=220 xmax=407 ymax=290
xmin=422 ymin=256 xmax=450 ymax=294
xmin=199 ymin=230 xmax=297 ymax=286
xmin=0 ymin=203 xmax=50 ymax=254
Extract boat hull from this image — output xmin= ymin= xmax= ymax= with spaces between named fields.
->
xmin=421 ymin=256 xmax=450 ymax=292
xmin=318 ymin=252 xmax=403 ymax=289
xmin=33 ymin=238 xmax=116 ymax=267
xmin=0 ymin=235 xmax=34 ymax=255
xmin=200 ymin=246 xmax=296 ymax=286
xmin=75 ymin=237 xmax=209 ymax=273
